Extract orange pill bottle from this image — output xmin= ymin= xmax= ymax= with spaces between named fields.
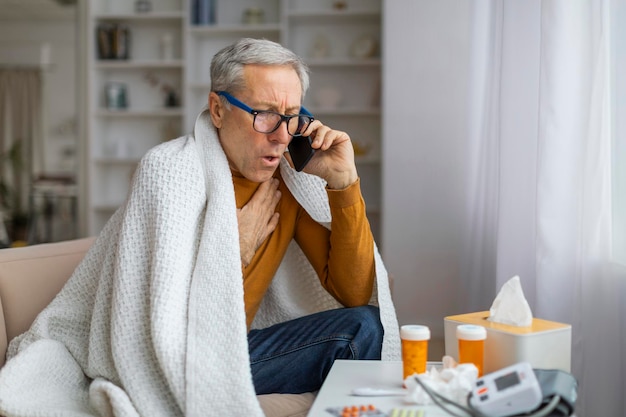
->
xmin=456 ymin=324 xmax=487 ymax=377
xmin=400 ymin=325 xmax=430 ymax=380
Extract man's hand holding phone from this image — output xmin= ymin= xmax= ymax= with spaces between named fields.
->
xmin=287 ymin=118 xmax=358 ymax=190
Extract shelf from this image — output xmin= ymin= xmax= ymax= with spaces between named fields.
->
xmin=188 ymin=82 xmax=211 ymax=90
xmin=305 ymin=58 xmax=381 ymax=67
xmin=92 ymin=203 xmax=122 ymax=212
xmin=95 ymin=108 xmax=184 ymax=117
xmin=95 ymin=11 xmax=185 ymax=21
xmin=287 ymin=10 xmax=380 ymax=22
xmin=95 ymin=60 xmax=184 ymax=69
xmin=94 ymin=157 xmax=141 ymax=165
xmin=188 ymin=23 xmax=281 ymax=35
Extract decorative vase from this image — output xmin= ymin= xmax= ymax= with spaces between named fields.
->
xmin=165 ymin=91 xmax=178 ymax=108
xmin=242 ymin=8 xmax=265 ymax=24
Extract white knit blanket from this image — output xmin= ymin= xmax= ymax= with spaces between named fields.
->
xmin=0 ymin=110 xmax=400 ymax=417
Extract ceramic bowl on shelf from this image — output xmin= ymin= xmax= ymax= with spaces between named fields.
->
xmin=310 ymin=34 xmax=331 ymax=58
xmin=350 ymin=35 xmax=379 ymax=59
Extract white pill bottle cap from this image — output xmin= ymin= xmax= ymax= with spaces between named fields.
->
xmin=400 ymin=325 xmax=431 ymax=341
xmin=456 ymin=324 xmax=487 ymax=340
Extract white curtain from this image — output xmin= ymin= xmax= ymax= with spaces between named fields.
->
xmin=0 ymin=68 xmax=43 ymax=216
xmin=462 ymin=0 xmax=625 ymax=415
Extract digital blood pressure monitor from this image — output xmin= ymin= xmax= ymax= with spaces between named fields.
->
xmin=469 ymin=362 xmax=542 ymax=417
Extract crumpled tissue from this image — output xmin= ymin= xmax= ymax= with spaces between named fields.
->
xmin=403 ymin=356 xmax=477 ymax=406
xmin=487 ymin=275 xmax=533 ymax=327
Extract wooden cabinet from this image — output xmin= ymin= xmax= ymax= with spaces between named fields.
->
xmin=87 ymin=0 xmax=382 ymax=240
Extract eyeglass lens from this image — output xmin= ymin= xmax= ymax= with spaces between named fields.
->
xmin=254 ymin=112 xmax=312 ymax=136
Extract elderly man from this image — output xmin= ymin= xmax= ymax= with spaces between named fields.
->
xmin=0 ymin=38 xmax=399 ymax=417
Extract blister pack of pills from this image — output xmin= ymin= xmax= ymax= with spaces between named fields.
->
xmin=388 ymin=409 xmax=425 ymax=417
xmin=325 ymin=405 xmax=426 ymax=417
xmin=325 ymin=404 xmax=387 ymax=417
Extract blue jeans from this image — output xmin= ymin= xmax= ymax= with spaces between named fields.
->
xmin=248 ymin=305 xmax=383 ymax=394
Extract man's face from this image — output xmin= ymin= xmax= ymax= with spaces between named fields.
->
xmin=210 ymin=64 xmax=303 ymax=183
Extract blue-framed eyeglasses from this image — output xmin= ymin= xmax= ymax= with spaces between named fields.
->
xmin=217 ymin=91 xmax=314 ymax=136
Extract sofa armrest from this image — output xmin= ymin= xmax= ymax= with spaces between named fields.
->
xmin=0 ymin=237 xmax=95 ymax=366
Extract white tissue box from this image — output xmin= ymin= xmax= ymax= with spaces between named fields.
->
xmin=444 ymin=311 xmax=571 ymax=373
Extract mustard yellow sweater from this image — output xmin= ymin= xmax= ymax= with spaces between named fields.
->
xmin=232 ymin=170 xmax=375 ymax=328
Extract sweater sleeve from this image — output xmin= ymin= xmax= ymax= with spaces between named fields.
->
xmin=294 ymin=178 xmax=375 ymax=306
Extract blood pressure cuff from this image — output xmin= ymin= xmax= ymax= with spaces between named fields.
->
xmin=533 ymin=369 xmax=578 ymax=416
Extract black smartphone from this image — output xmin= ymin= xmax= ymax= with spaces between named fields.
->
xmin=287 ymin=135 xmax=315 ymax=172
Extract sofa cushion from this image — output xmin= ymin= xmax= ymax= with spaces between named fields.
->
xmin=258 ymin=392 xmax=317 ymax=417
xmin=0 ymin=237 xmax=95 ymax=366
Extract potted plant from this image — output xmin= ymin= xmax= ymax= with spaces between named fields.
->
xmin=143 ymin=71 xmax=180 ymax=108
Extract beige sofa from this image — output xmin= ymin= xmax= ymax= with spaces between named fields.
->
xmin=0 ymin=238 xmax=315 ymax=417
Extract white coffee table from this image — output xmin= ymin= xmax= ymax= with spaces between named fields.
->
xmin=307 ymin=360 xmax=453 ymax=417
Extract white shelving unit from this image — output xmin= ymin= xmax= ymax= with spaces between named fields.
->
xmin=283 ymin=0 xmax=382 ymax=239
xmin=87 ymin=0 xmax=185 ymax=232
xmin=86 ymin=0 xmax=382 ymax=239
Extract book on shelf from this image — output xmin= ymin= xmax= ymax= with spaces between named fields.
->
xmin=96 ymin=23 xmax=130 ymax=60
xmin=191 ymin=0 xmax=216 ymax=25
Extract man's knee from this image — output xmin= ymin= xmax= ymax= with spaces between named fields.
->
xmin=348 ymin=305 xmax=383 ymax=359
xmin=351 ymin=305 xmax=382 ymax=328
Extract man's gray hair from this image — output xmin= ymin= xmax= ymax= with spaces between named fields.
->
xmin=210 ymin=38 xmax=310 ymax=98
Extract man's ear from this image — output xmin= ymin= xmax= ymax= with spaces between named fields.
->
xmin=208 ymin=91 xmax=224 ymax=128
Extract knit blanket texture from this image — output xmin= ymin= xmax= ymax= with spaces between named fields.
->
xmin=0 ymin=110 xmax=400 ymax=416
